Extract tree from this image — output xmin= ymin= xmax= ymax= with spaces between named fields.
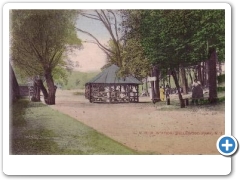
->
xmin=77 ymin=10 xmax=123 ymax=67
xmin=208 ymin=47 xmax=218 ymax=103
xmin=102 ymin=39 xmax=124 ymax=69
xmin=77 ymin=10 xmax=151 ymax=82
xmin=120 ymin=38 xmax=151 ymax=79
xmin=120 ymin=10 xmax=160 ymax=100
xmin=122 ymin=10 xmax=224 ymax=105
xmin=192 ymin=10 xmax=225 ymax=102
xmin=10 ymin=10 xmax=82 ymax=105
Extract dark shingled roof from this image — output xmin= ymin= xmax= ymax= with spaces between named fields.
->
xmin=86 ymin=64 xmax=142 ymax=84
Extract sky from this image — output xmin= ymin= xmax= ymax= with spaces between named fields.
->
xmin=69 ymin=11 xmax=112 ymax=72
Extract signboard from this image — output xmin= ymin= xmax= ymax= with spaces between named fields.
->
xmin=147 ymin=77 xmax=156 ymax=81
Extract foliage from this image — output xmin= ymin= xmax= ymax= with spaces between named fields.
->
xmin=121 ymin=10 xmax=225 ymax=69
xmin=104 ymin=37 xmax=151 ymax=79
xmin=121 ymin=10 xmax=225 ymax=102
xmin=144 ymin=10 xmax=223 ymax=68
xmin=192 ymin=10 xmax=225 ymax=62
xmin=119 ymin=10 xmax=151 ymax=78
xmin=120 ymin=38 xmax=151 ymax=78
xmin=78 ymin=10 xmax=150 ymax=79
xmin=10 ymin=10 xmax=82 ymax=104
xmin=58 ymin=71 xmax=99 ymax=90
xmin=11 ymin=10 xmax=81 ymax=77
xmin=102 ymin=39 xmax=124 ymax=68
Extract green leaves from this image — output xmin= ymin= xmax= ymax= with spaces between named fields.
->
xmin=121 ymin=9 xmax=225 ymax=71
xmin=10 ymin=10 xmax=82 ymax=78
xmin=121 ymin=38 xmax=151 ymax=78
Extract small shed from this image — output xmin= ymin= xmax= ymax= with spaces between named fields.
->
xmin=85 ymin=64 xmax=142 ymax=103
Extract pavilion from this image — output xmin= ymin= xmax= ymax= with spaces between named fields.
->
xmin=85 ymin=64 xmax=142 ymax=103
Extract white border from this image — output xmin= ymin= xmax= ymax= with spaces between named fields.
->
xmin=3 ymin=2 xmax=232 ymax=175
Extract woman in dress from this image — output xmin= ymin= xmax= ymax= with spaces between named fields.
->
xmin=160 ymin=86 xmax=165 ymax=101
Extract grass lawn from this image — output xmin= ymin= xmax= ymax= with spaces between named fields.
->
xmin=10 ymin=99 xmax=138 ymax=155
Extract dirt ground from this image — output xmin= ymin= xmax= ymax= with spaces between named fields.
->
xmin=50 ymin=90 xmax=225 ymax=155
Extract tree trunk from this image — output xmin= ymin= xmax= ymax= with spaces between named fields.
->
xmin=45 ymin=69 xmax=56 ymax=105
xmin=180 ymin=65 xmax=188 ymax=94
xmin=205 ymin=60 xmax=209 ymax=88
xmin=188 ymin=68 xmax=193 ymax=85
xmin=10 ymin=63 xmax=20 ymax=103
xmin=197 ymin=62 xmax=202 ymax=84
xmin=208 ymin=47 xmax=218 ymax=103
xmin=194 ymin=68 xmax=198 ymax=80
xmin=36 ymin=79 xmax=48 ymax=103
xmin=202 ymin=62 xmax=205 ymax=88
xmin=204 ymin=61 xmax=208 ymax=88
xmin=153 ymin=66 xmax=160 ymax=102
xmin=171 ymin=69 xmax=185 ymax=108
xmin=176 ymin=69 xmax=180 ymax=83
xmin=31 ymin=80 xmax=40 ymax=102
xmin=168 ymin=73 xmax=171 ymax=88
xmin=150 ymin=70 xmax=155 ymax=101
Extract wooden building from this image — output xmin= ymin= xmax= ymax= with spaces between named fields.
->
xmin=85 ymin=64 xmax=142 ymax=103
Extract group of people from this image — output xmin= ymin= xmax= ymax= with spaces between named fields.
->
xmin=159 ymin=84 xmax=170 ymax=101
xmin=159 ymin=79 xmax=203 ymax=103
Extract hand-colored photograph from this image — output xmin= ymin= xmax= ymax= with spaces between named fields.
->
xmin=9 ymin=9 xmax=225 ymax=155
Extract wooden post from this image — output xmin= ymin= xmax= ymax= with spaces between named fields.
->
xmin=89 ymin=84 xmax=92 ymax=103
xmin=114 ymin=84 xmax=116 ymax=102
xmin=145 ymin=77 xmax=149 ymax=96
xmin=171 ymin=69 xmax=185 ymax=108
xmin=109 ymin=85 xmax=112 ymax=103
xmin=128 ymin=85 xmax=130 ymax=102
xmin=136 ymin=85 xmax=139 ymax=102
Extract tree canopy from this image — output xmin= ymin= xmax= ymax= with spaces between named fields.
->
xmin=10 ymin=10 xmax=82 ymax=104
xmin=120 ymin=9 xmax=225 ymax=104
xmin=121 ymin=9 xmax=225 ymax=70
xmin=10 ymin=10 xmax=82 ymax=81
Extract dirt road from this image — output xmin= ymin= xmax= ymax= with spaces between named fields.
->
xmin=50 ymin=90 xmax=225 ymax=154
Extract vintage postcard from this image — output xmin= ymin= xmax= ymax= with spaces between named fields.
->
xmin=3 ymin=2 xmax=233 ymax=176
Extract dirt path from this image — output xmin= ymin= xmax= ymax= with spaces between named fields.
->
xmin=50 ymin=90 xmax=224 ymax=154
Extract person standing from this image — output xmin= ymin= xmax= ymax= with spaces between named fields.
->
xmin=165 ymin=84 xmax=170 ymax=99
xmin=192 ymin=79 xmax=203 ymax=104
xmin=160 ymin=86 xmax=165 ymax=101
